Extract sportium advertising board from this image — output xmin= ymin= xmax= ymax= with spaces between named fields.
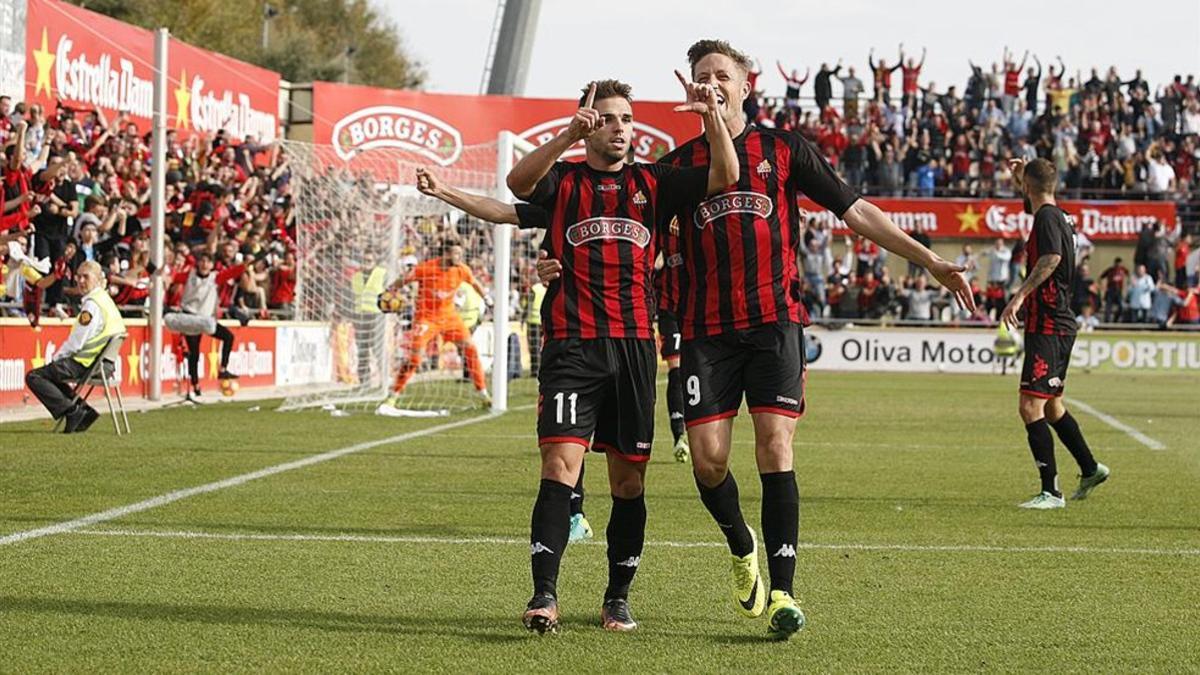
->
xmin=802 ymin=326 xmax=1200 ymax=374
xmin=310 ymin=81 xmax=700 ymax=173
xmin=25 ymin=0 xmax=279 ymax=140
xmin=798 ymin=196 xmax=1176 ymax=241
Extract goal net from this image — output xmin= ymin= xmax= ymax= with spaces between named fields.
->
xmin=277 ymin=135 xmax=535 ymax=414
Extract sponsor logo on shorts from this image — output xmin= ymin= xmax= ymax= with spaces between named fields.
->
xmin=565 ymin=217 xmax=651 ymax=248
xmin=694 ymin=191 xmax=773 ymax=229
xmin=1048 ymin=377 xmax=1063 ymax=388
xmin=775 ymin=395 xmax=799 ymax=406
xmin=1032 ymin=354 xmax=1049 ymax=380
xmin=636 ymin=441 xmax=652 ymax=450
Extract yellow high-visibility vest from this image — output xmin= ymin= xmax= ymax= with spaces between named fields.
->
xmin=351 ymin=267 xmax=387 ymax=314
xmin=73 ymin=287 xmax=126 ymax=367
xmin=458 ymin=282 xmax=483 ymax=329
xmin=528 ymin=283 xmax=546 ymax=326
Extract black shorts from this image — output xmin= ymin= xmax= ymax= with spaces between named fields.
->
xmin=658 ymin=310 xmax=681 ymax=360
xmin=680 ymin=321 xmax=806 ymax=426
xmin=1020 ymin=333 xmax=1076 ymax=398
xmin=537 ymin=338 xmax=657 ymax=462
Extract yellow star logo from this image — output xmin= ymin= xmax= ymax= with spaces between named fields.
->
xmin=126 ymin=338 xmax=141 ymax=385
xmin=30 ymin=340 xmax=45 ymax=369
xmin=956 ymin=204 xmax=983 ymax=233
xmin=208 ymin=338 xmax=220 ymax=379
xmin=174 ymin=70 xmax=192 ymax=129
xmin=32 ymin=28 xmax=55 ymax=98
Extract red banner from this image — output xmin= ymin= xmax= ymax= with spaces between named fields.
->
xmin=311 ymin=81 xmax=701 ymax=171
xmin=0 ymin=319 xmax=276 ymax=408
xmin=798 ymin=196 xmax=1177 ymax=241
xmin=25 ymin=0 xmax=280 ymax=140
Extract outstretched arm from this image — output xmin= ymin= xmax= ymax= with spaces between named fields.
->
xmin=777 ymin=60 xmax=790 ymax=81
xmin=841 ymin=199 xmax=975 ymax=311
xmin=1001 ymin=254 xmax=1060 ymax=331
xmin=918 ymin=47 xmax=927 ymax=69
xmin=799 ymin=67 xmax=811 ymax=85
xmin=1019 ymin=50 xmax=1029 ymax=71
xmin=417 ymin=167 xmax=519 ymax=224
xmin=506 ymin=83 xmax=600 ymax=199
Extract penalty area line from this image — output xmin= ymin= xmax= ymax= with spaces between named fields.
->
xmin=1064 ymin=397 xmax=1166 ymax=451
xmin=0 ymin=406 xmax=533 ymax=547
xmin=72 ymin=528 xmax=1200 ymax=557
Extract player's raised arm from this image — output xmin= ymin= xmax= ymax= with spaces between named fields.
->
xmin=417 ymin=167 xmax=520 ymax=224
xmin=673 ymin=71 xmax=738 ymax=195
xmin=506 ymin=82 xmax=601 ymax=199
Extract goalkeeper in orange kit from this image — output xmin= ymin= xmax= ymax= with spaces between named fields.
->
xmin=376 ymin=239 xmax=492 ymax=416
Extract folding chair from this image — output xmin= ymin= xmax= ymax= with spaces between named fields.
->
xmin=53 ymin=333 xmax=132 ymax=435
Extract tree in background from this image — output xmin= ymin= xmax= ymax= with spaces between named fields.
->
xmin=71 ymin=0 xmax=425 ymax=88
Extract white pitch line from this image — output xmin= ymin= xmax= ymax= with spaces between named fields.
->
xmin=1065 ymin=397 xmax=1166 ymax=451
xmin=0 ymin=408 xmax=532 ymax=547
xmin=74 ymin=528 xmax=1200 ymax=557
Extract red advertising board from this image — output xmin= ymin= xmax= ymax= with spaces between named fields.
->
xmin=311 ymin=81 xmax=701 ymax=172
xmin=798 ymin=196 xmax=1176 ymax=241
xmin=25 ymin=0 xmax=279 ymax=140
xmin=0 ymin=319 xmax=276 ymax=408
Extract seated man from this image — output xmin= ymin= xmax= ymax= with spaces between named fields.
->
xmin=25 ymin=260 xmax=126 ymax=433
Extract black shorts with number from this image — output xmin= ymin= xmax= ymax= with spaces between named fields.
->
xmin=658 ymin=309 xmax=681 ymax=360
xmin=537 ymin=338 xmax=657 ymax=462
xmin=1020 ymin=333 xmax=1076 ymax=398
xmin=680 ymin=321 xmax=806 ymax=426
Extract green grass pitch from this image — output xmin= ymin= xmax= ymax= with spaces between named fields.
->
xmin=1 ymin=370 xmax=1198 ymax=672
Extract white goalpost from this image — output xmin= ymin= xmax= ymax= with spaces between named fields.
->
xmin=278 ymin=132 xmax=537 ymax=415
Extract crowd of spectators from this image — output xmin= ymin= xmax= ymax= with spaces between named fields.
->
xmin=747 ymin=47 xmax=1200 ymax=201
xmin=0 ymin=95 xmax=297 ymax=324
xmin=798 ymin=218 xmax=1200 ymax=328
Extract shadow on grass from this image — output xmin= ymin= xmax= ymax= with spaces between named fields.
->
xmin=0 ymin=595 xmax=525 ymax=643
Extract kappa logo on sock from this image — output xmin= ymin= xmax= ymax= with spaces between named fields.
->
xmin=773 ymin=544 xmax=797 ymax=558
xmin=1035 ymin=461 xmax=1048 ymax=468
xmin=530 ymin=542 xmax=555 ymax=555
xmin=616 ymin=556 xmax=641 ymax=568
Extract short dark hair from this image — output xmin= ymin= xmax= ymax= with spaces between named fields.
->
xmin=1023 ymin=158 xmax=1057 ymax=195
xmin=578 ymin=79 xmax=633 ymax=106
xmin=687 ymin=39 xmax=753 ymax=75
xmin=84 ymin=195 xmax=106 ymax=211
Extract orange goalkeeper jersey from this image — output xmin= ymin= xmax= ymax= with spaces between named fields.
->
xmin=408 ymin=259 xmax=478 ymax=321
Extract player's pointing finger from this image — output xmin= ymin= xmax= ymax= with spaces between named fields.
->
xmin=583 ymin=82 xmax=596 ymax=109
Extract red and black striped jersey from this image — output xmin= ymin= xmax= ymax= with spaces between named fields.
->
xmin=516 ymin=161 xmax=707 ymax=340
xmin=1023 ymin=204 xmax=1077 ymax=336
xmin=659 ymin=125 xmax=859 ymax=338
xmin=653 ymin=214 xmax=684 ymax=316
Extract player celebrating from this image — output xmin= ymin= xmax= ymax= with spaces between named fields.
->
xmin=656 ymin=220 xmax=690 ymax=463
xmin=376 ymin=239 xmax=490 ymax=415
xmin=649 ymin=40 xmax=971 ymax=639
xmin=1001 ymin=158 xmax=1110 ymax=509
xmin=507 ymin=77 xmax=736 ymax=634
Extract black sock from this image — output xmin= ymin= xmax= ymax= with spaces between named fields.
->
xmin=695 ymin=472 xmax=753 ymax=557
xmin=1050 ymin=412 xmax=1098 ymax=476
xmin=570 ymin=462 xmax=585 ymax=517
xmin=1025 ymin=419 xmax=1060 ymax=496
xmin=666 ymin=368 xmax=686 ymax=442
xmin=760 ymin=471 xmax=799 ymax=595
xmin=605 ymin=493 xmax=647 ymax=600
xmin=530 ymin=479 xmax=573 ymax=597
xmin=214 ymin=325 xmax=234 ymax=369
